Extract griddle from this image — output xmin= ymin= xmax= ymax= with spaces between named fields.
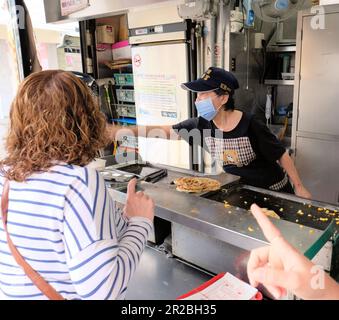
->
xmin=202 ymin=182 xmax=339 ymax=231
xmin=118 ymin=163 xmax=166 ymax=180
xmin=102 ymin=163 xmax=167 ymax=190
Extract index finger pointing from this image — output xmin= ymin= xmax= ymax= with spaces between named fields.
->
xmin=127 ymin=178 xmax=137 ymax=196
xmin=250 ymin=204 xmax=282 ymax=243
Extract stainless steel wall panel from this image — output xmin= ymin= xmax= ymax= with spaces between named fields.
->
xmin=297 ymin=14 xmax=339 ymax=136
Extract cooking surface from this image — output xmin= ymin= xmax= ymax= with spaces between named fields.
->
xmin=105 ymin=161 xmax=241 ymax=195
xmin=115 ymin=163 xmax=163 ymax=177
xmin=100 ymin=163 xmax=168 ymax=189
xmin=202 ymin=184 xmax=339 ymax=230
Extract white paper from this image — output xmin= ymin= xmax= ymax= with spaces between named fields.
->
xmin=134 ymin=73 xmax=178 ymax=124
xmin=182 ymin=273 xmax=259 ymax=300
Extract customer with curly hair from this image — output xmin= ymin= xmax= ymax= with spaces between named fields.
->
xmin=0 ymin=70 xmax=154 ymax=300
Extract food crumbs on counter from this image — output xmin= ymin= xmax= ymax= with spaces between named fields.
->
xmin=297 ymin=210 xmax=304 ymax=215
xmin=317 ymin=208 xmax=324 ymax=212
xmin=296 ymin=219 xmax=299 ymax=223
xmin=264 ymin=197 xmax=268 ymax=201
xmin=309 ymin=229 xmax=314 ymax=235
xmin=325 ymin=210 xmax=330 ymax=214
xmin=244 ymin=201 xmax=248 ymax=205
xmin=190 ymin=208 xmax=199 ymax=214
xmin=337 ymin=221 xmax=339 ymax=225
xmin=307 ymin=214 xmax=312 ymax=217
xmin=279 ymin=208 xmax=284 ymax=212
xmin=228 ymin=211 xmax=232 ymax=214
xmin=224 ymin=201 xmax=231 ymax=208
xmin=299 ymin=225 xmax=304 ymax=229
xmin=335 ymin=218 xmax=339 ymax=221
xmin=248 ymin=227 xmax=254 ymax=232
xmin=308 ymin=204 xmax=312 ymax=208
xmin=319 ymin=217 xmax=328 ymax=222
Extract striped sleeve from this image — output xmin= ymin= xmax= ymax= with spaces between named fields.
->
xmin=112 ymin=201 xmax=129 ymax=240
xmin=63 ymin=168 xmax=153 ymax=300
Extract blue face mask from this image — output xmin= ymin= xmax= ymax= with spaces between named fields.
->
xmin=195 ymin=98 xmax=221 ymax=121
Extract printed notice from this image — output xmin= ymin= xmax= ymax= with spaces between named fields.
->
xmin=135 ymin=73 xmax=178 ymax=124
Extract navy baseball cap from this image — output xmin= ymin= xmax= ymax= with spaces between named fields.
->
xmin=181 ymin=67 xmax=239 ymax=94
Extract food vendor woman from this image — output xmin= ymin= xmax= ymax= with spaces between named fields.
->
xmin=108 ymin=67 xmax=311 ymax=198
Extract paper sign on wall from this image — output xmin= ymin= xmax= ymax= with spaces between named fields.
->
xmin=60 ymin=0 xmax=89 ymax=17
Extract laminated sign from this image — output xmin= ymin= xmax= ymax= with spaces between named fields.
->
xmin=60 ymin=0 xmax=89 ymax=16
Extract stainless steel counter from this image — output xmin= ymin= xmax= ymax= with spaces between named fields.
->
xmin=107 ymin=161 xmax=338 ymax=299
xmin=125 ymin=245 xmax=212 ymax=300
xmin=108 ymin=162 xmax=331 ymax=255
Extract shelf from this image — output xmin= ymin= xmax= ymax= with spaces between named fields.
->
xmin=266 ymin=46 xmax=296 ymax=52
xmin=112 ymin=118 xmax=137 ymax=125
xmin=264 ymin=79 xmax=294 ymax=86
xmin=105 ymin=61 xmax=132 ymax=70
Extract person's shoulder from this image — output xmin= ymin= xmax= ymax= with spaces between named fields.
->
xmin=48 ymin=163 xmax=92 ymax=187
xmin=173 ymin=117 xmax=202 ymax=130
xmin=198 ymin=117 xmax=213 ymax=129
xmin=245 ymin=112 xmax=267 ymax=129
xmin=239 ymin=110 xmax=253 ymax=121
xmin=231 ymin=110 xmax=255 ymax=130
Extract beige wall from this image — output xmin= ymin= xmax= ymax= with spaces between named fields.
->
xmin=0 ymin=119 xmax=8 ymax=160
xmin=0 ymin=25 xmax=7 ymax=40
xmin=0 ymin=24 xmax=63 ymax=44
xmin=0 ymin=27 xmax=63 ymax=159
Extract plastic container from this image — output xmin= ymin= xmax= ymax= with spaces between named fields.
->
xmin=112 ymin=40 xmax=131 ymax=60
xmin=113 ymin=73 xmax=134 ymax=86
xmin=112 ymin=117 xmax=137 ymax=125
xmin=116 ymin=89 xmax=135 ymax=103
xmin=88 ymin=158 xmax=106 ymax=170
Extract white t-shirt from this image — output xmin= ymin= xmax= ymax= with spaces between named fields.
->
xmin=0 ymin=164 xmax=152 ymax=300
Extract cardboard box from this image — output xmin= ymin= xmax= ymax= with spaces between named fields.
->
xmin=112 ymin=40 xmax=131 ymax=60
xmin=119 ymin=15 xmax=129 ymax=41
xmin=96 ymin=25 xmax=115 ymax=44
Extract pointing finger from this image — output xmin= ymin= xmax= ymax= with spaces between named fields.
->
xmin=127 ymin=178 xmax=137 ymax=197
xmin=251 ymin=204 xmax=282 ymax=244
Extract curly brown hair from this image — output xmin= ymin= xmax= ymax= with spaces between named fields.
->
xmin=0 ymin=70 xmax=109 ymax=182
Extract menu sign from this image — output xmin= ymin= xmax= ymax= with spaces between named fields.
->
xmin=60 ymin=0 xmax=89 ymax=16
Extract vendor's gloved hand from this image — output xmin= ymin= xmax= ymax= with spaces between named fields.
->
xmin=247 ymin=204 xmax=339 ymax=300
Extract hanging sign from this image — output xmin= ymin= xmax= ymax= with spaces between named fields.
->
xmin=60 ymin=0 xmax=89 ymax=17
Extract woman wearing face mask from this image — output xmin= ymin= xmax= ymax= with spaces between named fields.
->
xmin=107 ymin=67 xmax=311 ymax=198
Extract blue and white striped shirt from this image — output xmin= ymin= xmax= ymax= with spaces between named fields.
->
xmin=0 ymin=164 xmax=152 ymax=300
